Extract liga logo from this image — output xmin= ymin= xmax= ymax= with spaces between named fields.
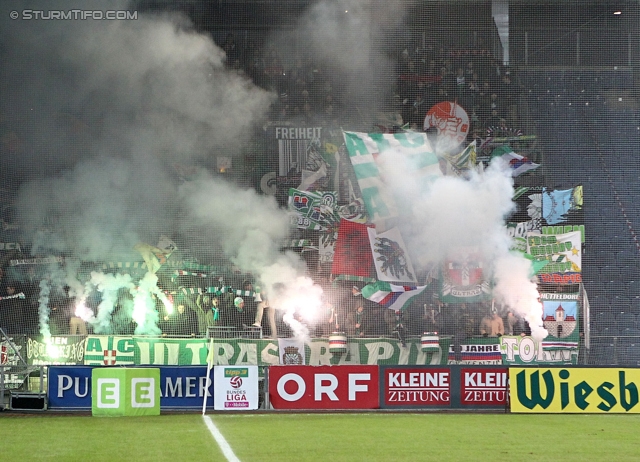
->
xmin=229 ymin=376 xmax=243 ymax=389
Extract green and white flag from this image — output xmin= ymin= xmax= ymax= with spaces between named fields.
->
xmin=342 ymin=131 xmax=441 ymax=228
xmin=526 ymin=231 xmax=581 ymax=276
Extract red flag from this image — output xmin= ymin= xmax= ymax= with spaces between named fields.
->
xmin=331 ymin=219 xmax=375 ymax=278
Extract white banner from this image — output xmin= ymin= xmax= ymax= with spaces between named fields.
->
xmin=368 ymin=227 xmax=417 ymax=284
xmin=213 ymin=365 xmax=259 ymax=411
xmin=278 ymin=338 xmax=306 ymax=365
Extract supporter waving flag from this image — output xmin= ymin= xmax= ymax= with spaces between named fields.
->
xmin=491 ymin=145 xmax=539 ymax=176
xmin=360 ymin=281 xmax=427 ymax=312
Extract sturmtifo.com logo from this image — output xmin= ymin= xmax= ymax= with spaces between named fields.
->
xmin=10 ymin=10 xmax=138 ymax=21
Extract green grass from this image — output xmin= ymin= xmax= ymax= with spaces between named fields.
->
xmin=1 ymin=413 xmax=640 ymax=461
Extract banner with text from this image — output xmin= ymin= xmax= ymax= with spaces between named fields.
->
xmin=83 ymin=336 xmax=450 ymax=367
xmin=510 ymin=367 xmax=640 ymax=413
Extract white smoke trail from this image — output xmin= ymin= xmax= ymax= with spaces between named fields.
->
xmin=493 ymin=252 xmax=548 ymax=341
xmin=131 ymin=272 xmax=163 ymax=336
xmin=178 ymin=175 xmax=326 ymax=339
xmin=37 ymin=278 xmax=51 ymax=339
xmin=90 ymin=271 xmax=135 ymax=334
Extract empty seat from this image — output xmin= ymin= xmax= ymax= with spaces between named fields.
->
xmin=616 ymin=312 xmax=637 ymax=327
xmin=600 ymin=266 xmax=622 ymax=281
xmin=599 ymin=326 xmax=620 ymax=337
xmin=620 ymin=327 xmax=640 ymax=338
xmin=589 ymin=343 xmax=615 ymax=365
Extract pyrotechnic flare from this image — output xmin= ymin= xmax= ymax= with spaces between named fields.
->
xmin=130 ymin=272 xmax=163 ymax=336
xmin=38 ymin=278 xmax=51 ymax=339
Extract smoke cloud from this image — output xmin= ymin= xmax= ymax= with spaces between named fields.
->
xmin=1 ymin=0 xmax=323 ymax=334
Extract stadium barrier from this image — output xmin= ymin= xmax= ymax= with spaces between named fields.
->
xmin=267 ymin=365 xmax=509 ymax=410
xmin=28 ymin=364 xmax=640 ymax=414
xmin=7 ymin=333 xmax=580 ymax=368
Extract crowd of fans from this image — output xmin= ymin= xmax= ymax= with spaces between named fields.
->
xmin=0 ymin=34 xmax=533 ymax=344
xmin=220 ymin=32 xmax=525 ymax=141
xmin=0 ymin=259 xmax=533 ymax=344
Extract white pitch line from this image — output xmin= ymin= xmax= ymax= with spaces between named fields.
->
xmin=203 ymin=415 xmax=241 ymax=462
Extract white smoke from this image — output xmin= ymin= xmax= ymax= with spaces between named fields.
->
xmin=379 ymin=148 xmax=546 ymax=333
xmin=6 ymin=0 xmax=275 ymax=261
xmin=37 ymin=278 xmax=51 ymax=339
xmin=90 ymin=271 xmax=135 ymax=334
xmin=178 ymin=175 xmax=325 ymax=339
xmin=131 ymin=272 xmax=164 ymax=335
xmin=3 ymin=1 xmax=289 ymax=332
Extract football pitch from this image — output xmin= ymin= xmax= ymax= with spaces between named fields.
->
xmin=1 ymin=412 xmax=638 ymax=461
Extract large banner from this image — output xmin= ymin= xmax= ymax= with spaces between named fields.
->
xmin=342 ymin=131 xmax=441 ymax=227
xmin=541 ymin=292 xmax=580 ymax=353
xmin=444 ymin=336 xmax=579 ymax=365
xmin=288 ymin=188 xmax=338 ymax=231
xmin=423 ymin=101 xmax=470 ymax=147
xmin=83 ymin=336 xmax=450 ymax=367
xmin=367 ymin=227 xmax=417 ymax=284
xmin=331 ymin=219 xmax=375 ymax=279
xmin=541 ymin=185 xmax=583 ymax=226
xmin=510 ymin=367 xmax=640 ymax=413
xmin=275 ymin=126 xmax=324 ymax=176
xmin=527 ymin=231 xmax=582 ymax=284
xmin=84 ymin=336 xmax=209 ymax=366
xmin=448 ymin=338 xmax=503 ymax=364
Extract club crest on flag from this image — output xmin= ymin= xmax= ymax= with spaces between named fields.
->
xmin=103 ymin=349 xmax=117 ymax=365
xmin=368 ymin=227 xmax=417 ymax=284
xmin=424 ymin=101 xmax=470 ymax=147
xmin=441 ymin=248 xmax=491 ymax=303
xmin=374 ymin=237 xmax=412 ymax=279
xmin=282 ymin=346 xmax=303 ymax=365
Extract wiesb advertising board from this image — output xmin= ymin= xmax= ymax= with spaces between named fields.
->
xmin=510 ymin=367 xmax=640 ymax=413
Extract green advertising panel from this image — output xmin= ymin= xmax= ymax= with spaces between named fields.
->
xmin=91 ymin=368 xmax=160 ymax=417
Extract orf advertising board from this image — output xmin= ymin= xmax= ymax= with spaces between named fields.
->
xmin=269 ymin=365 xmax=379 ymax=410
xmin=213 ymin=365 xmax=259 ymax=410
xmin=48 ymin=366 xmax=213 ymax=410
xmin=382 ymin=366 xmax=451 ymax=408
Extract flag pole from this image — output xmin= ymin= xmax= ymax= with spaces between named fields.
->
xmin=202 ymin=336 xmax=215 ymax=415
